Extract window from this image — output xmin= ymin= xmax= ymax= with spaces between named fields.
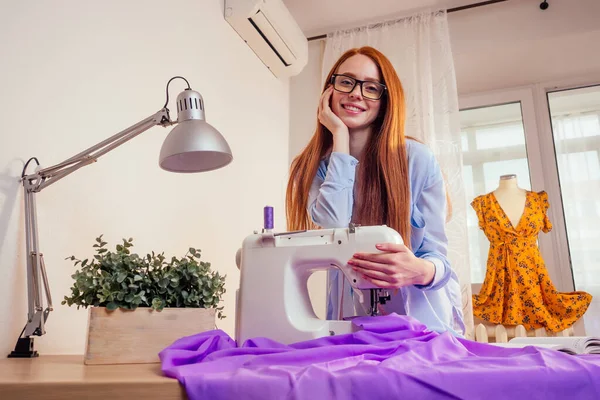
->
xmin=459 ymin=82 xmax=600 ymax=336
xmin=547 ymin=84 xmax=600 ymax=336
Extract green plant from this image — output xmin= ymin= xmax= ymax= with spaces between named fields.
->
xmin=61 ymin=235 xmax=226 ymax=319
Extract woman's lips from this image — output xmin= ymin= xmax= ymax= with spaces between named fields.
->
xmin=342 ymin=103 xmax=366 ymax=114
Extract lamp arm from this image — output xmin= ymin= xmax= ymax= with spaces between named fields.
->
xmin=29 ymin=109 xmax=173 ymax=192
xmin=10 ymin=108 xmax=175 ymax=358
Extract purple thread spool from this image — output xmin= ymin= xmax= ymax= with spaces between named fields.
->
xmin=264 ymin=206 xmax=274 ymax=231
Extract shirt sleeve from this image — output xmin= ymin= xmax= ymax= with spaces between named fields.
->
xmin=307 ymin=152 xmax=358 ymax=228
xmin=412 ymin=156 xmax=452 ymax=291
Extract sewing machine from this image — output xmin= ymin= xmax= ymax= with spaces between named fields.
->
xmin=234 ymin=217 xmax=403 ymax=345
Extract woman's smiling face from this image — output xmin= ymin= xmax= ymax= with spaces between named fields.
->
xmin=330 ymin=54 xmax=384 ymax=131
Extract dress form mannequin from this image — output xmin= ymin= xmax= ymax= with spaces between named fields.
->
xmin=492 ymin=174 xmax=528 ymax=228
xmin=472 ymin=176 xmax=592 ymax=333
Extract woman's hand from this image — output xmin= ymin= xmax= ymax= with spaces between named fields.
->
xmin=348 ymin=243 xmax=436 ymax=289
xmin=318 ymin=86 xmax=348 ymax=138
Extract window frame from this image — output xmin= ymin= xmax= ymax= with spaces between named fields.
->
xmin=534 ymin=75 xmax=600 ymax=293
xmin=459 ymin=86 xmax=565 ymax=291
xmin=460 ymin=73 xmax=600 ymax=298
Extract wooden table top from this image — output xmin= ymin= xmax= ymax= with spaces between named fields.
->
xmin=0 ymin=355 xmax=186 ymax=399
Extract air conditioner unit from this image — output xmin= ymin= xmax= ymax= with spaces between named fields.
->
xmin=224 ymin=0 xmax=308 ymax=78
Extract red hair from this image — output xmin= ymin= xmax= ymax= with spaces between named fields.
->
xmin=285 ymin=46 xmax=412 ymax=246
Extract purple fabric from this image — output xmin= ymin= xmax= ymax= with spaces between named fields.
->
xmin=160 ymin=314 xmax=600 ymax=399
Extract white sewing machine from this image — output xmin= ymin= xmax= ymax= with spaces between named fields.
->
xmin=234 ymin=220 xmax=403 ymax=345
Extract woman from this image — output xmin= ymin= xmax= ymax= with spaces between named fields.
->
xmin=286 ymin=46 xmax=464 ymax=336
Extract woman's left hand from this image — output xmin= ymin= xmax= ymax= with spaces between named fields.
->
xmin=348 ymin=243 xmax=435 ymax=289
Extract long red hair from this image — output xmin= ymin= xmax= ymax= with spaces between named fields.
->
xmin=285 ymin=46 xmax=412 ymax=246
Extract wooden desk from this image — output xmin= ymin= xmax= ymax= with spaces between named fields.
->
xmin=0 ymin=355 xmax=186 ymax=400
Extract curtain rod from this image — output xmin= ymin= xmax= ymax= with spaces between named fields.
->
xmin=306 ymin=0 xmax=508 ymax=42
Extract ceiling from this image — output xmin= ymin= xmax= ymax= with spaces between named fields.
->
xmin=281 ymin=0 xmax=485 ymax=37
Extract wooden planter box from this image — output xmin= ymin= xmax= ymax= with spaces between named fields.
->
xmin=84 ymin=307 xmax=215 ymax=365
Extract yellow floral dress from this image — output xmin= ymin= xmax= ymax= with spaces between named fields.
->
xmin=471 ymin=190 xmax=592 ymax=332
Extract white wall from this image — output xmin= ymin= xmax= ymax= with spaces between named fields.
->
xmin=449 ymin=0 xmax=600 ymax=95
xmin=0 ymin=0 xmax=290 ymax=355
xmin=289 ymin=41 xmax=324 ymax=163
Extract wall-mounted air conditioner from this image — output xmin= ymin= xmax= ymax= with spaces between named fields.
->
xmin=224 ymin=0 xmax=308 ymax=78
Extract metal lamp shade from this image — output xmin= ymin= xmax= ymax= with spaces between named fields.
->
xmin=159 ymin=119 xmax=233 ymax=173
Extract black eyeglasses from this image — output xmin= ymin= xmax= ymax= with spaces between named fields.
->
xmin=330 ymin=74 xmax=387 ymax=100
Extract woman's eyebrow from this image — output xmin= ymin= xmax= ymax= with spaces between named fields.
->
xmin=338 ymin=72 xmax=381 ymax=82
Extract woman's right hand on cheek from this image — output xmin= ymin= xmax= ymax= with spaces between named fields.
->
xmin=318 ymin=86 xmax=348 ymax=138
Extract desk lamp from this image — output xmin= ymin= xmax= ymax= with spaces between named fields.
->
xmin=8 ymin=76 xmax=233 ymax=358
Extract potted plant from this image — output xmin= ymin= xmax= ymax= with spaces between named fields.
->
xmin=62 ymin=235 xmax=226 ymax=365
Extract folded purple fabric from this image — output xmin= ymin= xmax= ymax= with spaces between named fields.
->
xmin=159 ymin=314 xmax=600 ymax=399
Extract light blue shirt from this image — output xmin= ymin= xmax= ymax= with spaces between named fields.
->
xmin=308 ymin=139 xmax=465 ymax=336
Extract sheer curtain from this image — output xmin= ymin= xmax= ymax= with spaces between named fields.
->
xmin=550 ymin=111 xmax=600 ymax=336
xmin=322 ymin=10 xmax=474 ymax=337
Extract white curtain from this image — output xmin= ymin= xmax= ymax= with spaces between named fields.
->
xmin=322 ymin=10 xmax=474 ymax=337
xmin=551 ymin=111 xmax=600 ymax=336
